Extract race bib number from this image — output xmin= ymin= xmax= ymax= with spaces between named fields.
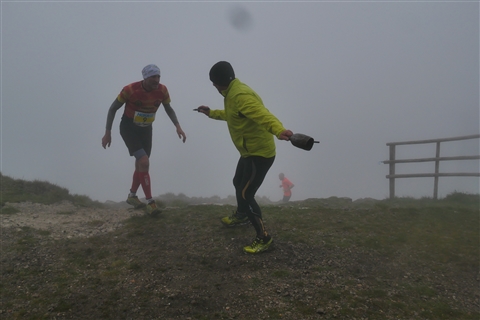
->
xmin=133 ymin=111 xmax=155 ymax=127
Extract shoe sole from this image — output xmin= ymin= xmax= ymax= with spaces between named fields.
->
xmin=126 ymin=200 xmax=147 ymax=209
xmin=146 ymin=207 xmax=162 ymax=216
xmin=221 ymin=220 xmax=251 ymax=228
xmin=243 ymin=240 xmax=274 ymax=254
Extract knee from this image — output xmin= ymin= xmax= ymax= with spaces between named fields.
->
xmin=137 ymin=155 xmax=150 ymax=172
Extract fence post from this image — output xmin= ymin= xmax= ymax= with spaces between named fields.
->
xmin=433 ymin=142 xmax=441 ymax=199
xmin=389 ymin=144 xmax=396 ymax=199
xmin=385 ymin=134 xmax=480 ymax=198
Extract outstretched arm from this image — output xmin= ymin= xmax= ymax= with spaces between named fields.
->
xmin=195 ymin=105 xmax=228 ymax=121
xmin=195 ymin=105 xmax=211 ymax=116
xmin=236 ymin=95 xmax=293 ymax=140
xmin=278 ymin=130 xmax=294 ymax=141
xmin=102 ymin=99 xmax=123 ymax=149
xmin=163 ymin=103 xmax=186 ymax=143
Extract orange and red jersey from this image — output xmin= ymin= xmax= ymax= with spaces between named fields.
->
xmin=281 ymin=178 xmax=294 ymax=197
xmin=117 ymin=81 xmax=171 ymax=119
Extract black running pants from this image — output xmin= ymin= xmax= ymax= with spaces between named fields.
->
xmin=233 ymin=155 xmax=275 ymax=237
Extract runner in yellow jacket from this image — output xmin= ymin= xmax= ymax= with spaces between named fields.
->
xmin=208 ymin=78 xmax=285 ymax=158
xmin=196 ymin=61 xmax=293 ymax=254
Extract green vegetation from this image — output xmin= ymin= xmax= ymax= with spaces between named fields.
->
xmin=0 ymin=172 xmax=103 ymax=208
xmin=0 ymin=174 xmax=478 ymax=319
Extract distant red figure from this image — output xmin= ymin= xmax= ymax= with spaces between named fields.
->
xmin=279 ymin=173 xmax=294 ymax=202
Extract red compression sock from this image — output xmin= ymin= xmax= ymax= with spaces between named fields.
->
xmin=130 ymin=170 xmax=141 ymax=194
xmin=139 ymin=172 xmax=152 ymax=200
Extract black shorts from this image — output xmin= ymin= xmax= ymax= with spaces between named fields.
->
xmin=120 ymin=116 xmax=153 ymax=157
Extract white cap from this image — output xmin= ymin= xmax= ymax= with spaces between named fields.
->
xmin=142 ymin=64 xmax=161 ymax=79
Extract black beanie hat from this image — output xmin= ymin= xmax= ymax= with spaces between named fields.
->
xmin=209 ymin=61 xmax=235 ymax=86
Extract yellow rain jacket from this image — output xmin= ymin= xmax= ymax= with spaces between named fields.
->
xmin=209 ymin=78 xmax=286 ymax=158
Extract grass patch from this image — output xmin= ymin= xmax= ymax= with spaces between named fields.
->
xmin=0 ymin=174 xmax=478 ymax=320
xmin=0 ymin=172 xmax=103 ymax=207
xmin=272 ymin=270 xmax=290 ymax=278
xmin=1 ymin=205 xmax=20 ymax=215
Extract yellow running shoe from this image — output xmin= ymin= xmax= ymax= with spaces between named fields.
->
xmin=221 ymin=212 xmax=250 ymax=227
xmin=146 ymin=200 xmax=161 ymax=215
xmin=126 ymin=195 xmax=146 ymax=209
xmin=243 ymin=237 xmax=273 ymax=254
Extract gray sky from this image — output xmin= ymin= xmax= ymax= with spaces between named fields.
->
xmin=1 ymin=1 xmax=479 ymax=203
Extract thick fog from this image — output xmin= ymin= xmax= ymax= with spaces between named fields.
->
xmin=2 ymin=1 xmax=478 ymax=202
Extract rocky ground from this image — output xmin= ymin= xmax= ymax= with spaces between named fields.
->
xmin=1 ymin=200 xmax=141 ymax=239
xmin=1 ymin=199 xmax=478 ymax=319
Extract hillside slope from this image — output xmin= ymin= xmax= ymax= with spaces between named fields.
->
xmin=1 ymin=192 xmax=479 ymax=319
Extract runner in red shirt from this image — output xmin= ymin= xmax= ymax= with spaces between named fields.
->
xmin=279 ymin=173 xmax=294 ymax=202
xmin=102 ymin=64 xmax=186 ymax=214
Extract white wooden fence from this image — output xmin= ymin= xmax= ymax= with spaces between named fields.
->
xmin=383 ymin=134 xmax=480 ymax=199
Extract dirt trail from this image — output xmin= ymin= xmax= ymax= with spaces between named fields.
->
xmin=1 ymin=201 xmax=141 ymax=239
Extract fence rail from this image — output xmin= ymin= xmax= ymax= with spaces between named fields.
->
xmin=383 ymin=134 xmax=480 ymax=199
